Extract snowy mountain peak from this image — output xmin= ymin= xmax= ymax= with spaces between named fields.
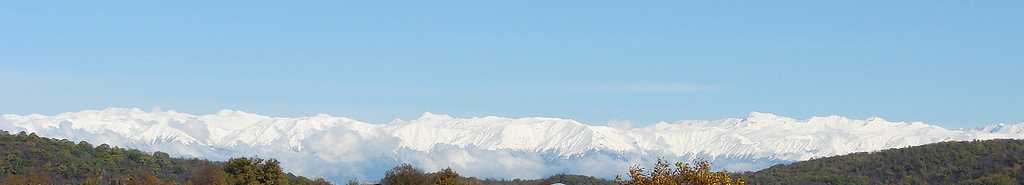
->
xmin=387 ymin=118 xmax=406 ymax=125
xmin=415 ymin=112 xmax=454 ymax=121
xmin=2 ymin=108 xmax=1023 ymax=181
xmin=977 ymin=123 xmax=1024 ymax=135
xmin=99 ymin=107 xmax=145 ymax=115
xmin=213 ymin=109 xmax=264 ymax=118
xmin=743 ymin=111 xmax=790 ymax=123
xmin=215 ymin=109 xmax=237 ymax=116
xmin=806 ymin=115 xmax=853 ymax=125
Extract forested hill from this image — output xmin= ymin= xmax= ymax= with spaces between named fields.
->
xmin=738 ymin=139 xmax=1024 ymax=184
xmin=0 ymin=129 xmax=329 ymax=184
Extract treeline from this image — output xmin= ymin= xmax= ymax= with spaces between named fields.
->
xmin=14 ymin=126 xmax=1024 ymax=185
xmin=736 ymin=139 xmax=1024 ymax=184
xmin=371 ymin=163 xmax=617 ymax=185
xmin=477 ymin=173 xmax=616 ymax=185
xmin=0 ymin=129 xmax=329 ymax=185
xmin=374 ymin=159 xmax=745 ymax=185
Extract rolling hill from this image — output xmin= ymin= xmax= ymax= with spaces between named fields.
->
xmin=738 ymin=139 xmax=1024 ymax=184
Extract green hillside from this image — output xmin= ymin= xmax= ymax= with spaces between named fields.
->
xmin=737 ymin=139 xmax=1024 ymax=185
xmin=0 ymin=129 xmax=329 ymax=185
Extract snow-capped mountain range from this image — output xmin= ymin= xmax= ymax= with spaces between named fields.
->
xmin=2 ymin=107 xmax=1023 ymax=181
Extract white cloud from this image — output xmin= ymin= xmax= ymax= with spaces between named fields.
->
xmin=606 ymin=119 xmax=634 ymax=130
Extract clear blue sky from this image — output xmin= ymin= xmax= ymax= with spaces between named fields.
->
xmin=2 ymin=1 xmax=1022 ymax=129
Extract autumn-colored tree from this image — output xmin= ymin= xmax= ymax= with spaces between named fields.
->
xmin=346 ymin=178 xmax=360 ymax=185
xmin=383 ymin=163 xmax=426 ymax=185
xmin=124 ymin=170 xmax=174 ymax=185
xmin=0 ymin=171 xmax=50 ymax=185
xmin=191 ymin=163 xmax=234 ymax=185
xmin=429 ymin=167 xmax=464 ymax=185
xmin=467 ymin=179 xmax=485 ymax=185
xmin=617 ymin=158 xmax=744 ymax=185
xmin=81 ymin=173 xmax=103 ymax=185
xmin=310 ymin=177 xmax=333 ymax=185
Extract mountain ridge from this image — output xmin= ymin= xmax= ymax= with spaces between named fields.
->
xmin=2 ymin=107 xmax=1022 ymax=181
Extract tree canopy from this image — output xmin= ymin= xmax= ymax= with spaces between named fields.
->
xmin=383 ymin=163 xmax=426 ymax=185
xmin=617 ymin=158 xmax=744 ymax=185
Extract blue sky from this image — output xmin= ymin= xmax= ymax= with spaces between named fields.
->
xmin=2 ymin=1 xmax=1022 ymax=129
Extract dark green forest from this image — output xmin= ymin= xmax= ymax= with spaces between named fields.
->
xmin=0 ymin=129 xmax=329 ymax=185
xmin=736 ymin=139 xmax=1024 ymax=185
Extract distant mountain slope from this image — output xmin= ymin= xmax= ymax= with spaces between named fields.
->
xmin=738 ymin=139 xmax=1024 ymax=184
xmin=2 ymin=107 xmax=1023 ymax=181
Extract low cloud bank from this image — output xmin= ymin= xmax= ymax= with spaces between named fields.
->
xmin=4 ymin=108 xmax=1024 ymax=182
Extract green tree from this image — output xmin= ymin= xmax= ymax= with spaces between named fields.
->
xmin=224 ymin=157 xmax=288 ymax=185
xmin=0 ymin=129 xmax=326 ymax=184
xmin=384 ymin=163 xmax=426 ymax=185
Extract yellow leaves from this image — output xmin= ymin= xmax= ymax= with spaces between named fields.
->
xmin=429 ymin=167 xmax=464 ymax=185
xmin=618 ymin=157 xmax=745 ymax=185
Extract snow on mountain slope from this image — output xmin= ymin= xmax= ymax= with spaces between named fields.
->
xmin=0 ymin=108 xmax=201 ymax=145
xmin=385 ymin=112 xmax=638 ymax=156
xmin=2 ymin=108 xmax=1023 ymax=181
xmin=630 ymin=112 xmax=972 ymax=162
